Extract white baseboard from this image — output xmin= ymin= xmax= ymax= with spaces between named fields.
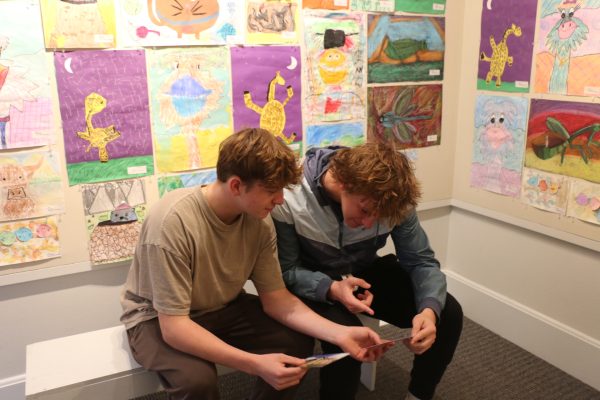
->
xmin=0 ymin=374 xmax=25 ymax=400
xmin=445 ymin=269 xmax=600 ymax=392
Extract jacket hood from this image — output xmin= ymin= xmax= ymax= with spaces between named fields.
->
xmin=303 ymin=146 xmax=346 ymax=206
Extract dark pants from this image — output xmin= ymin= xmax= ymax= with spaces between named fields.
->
xmin=304 ymin=255 xmax=463 ymax=400
xmin=127 ymin=293 xmax=315 ymax=400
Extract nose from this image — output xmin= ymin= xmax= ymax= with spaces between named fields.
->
xmin=273 ymin=189 xmax=284 ymax=205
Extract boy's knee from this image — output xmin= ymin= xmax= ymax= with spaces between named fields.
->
xmin=177 ymin=372 xmax=219 ymax=399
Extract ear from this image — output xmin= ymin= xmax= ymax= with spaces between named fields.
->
xmin=228 ymin=176 xmax=243 ymax=196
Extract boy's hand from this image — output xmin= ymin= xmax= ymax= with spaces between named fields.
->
xmin=328 ymin=277 xmax=374 ymax=315
xmin=253 ymin=353 xmax=307 ymax=390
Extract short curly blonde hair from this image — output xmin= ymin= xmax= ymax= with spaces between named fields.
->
xmin=328 ymin=142 xmax=421 ymax=225
xmin=217 ymin=128 xmax=302 ymax=189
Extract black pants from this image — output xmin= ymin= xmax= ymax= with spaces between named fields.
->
xmin=127 ymin=293 xmax=315 ymax=400
xmin=304 ymin=255 xmax=463 ymax=400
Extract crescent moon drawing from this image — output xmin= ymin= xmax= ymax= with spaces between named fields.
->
xmin=287 ymin=56 xmax=298 ymax=70
xmin=64 ymin=57 xmax=73 ymax=74
xmin=486 ymin=0 xmax=493 ymax=10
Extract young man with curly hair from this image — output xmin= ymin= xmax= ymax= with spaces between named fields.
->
xmin=120 ymin=129 xmax=388 ymax=400
xmin=272 ymin=143 xmax=463 ymax=400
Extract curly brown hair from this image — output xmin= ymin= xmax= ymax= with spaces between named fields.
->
xmin=217 ymin=128 xmax=302 ymax=189
xmin=328 ymin=142 xmax=421 ymax=225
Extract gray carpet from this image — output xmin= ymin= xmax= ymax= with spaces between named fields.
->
xmin=132 ymin=318 xmax=600 ymax=400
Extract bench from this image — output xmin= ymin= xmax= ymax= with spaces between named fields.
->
xmin=26 ymin=320 xmax=378 ymax=399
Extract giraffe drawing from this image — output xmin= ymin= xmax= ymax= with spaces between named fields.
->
xmin=480 ymin=23 xmax=522 ymax=87
xmin=77 ymin=93 xmax=121 ymax=162
xmin=243 ymin=71 xmax=297 ymax=144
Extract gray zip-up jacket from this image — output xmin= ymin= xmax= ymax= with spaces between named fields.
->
xmin=271 ymin=146 xmax=447 ymax=318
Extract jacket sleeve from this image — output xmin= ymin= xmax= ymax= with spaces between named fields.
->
xmin=271 ymin=211 xmax=333 ymax=303
xmin=391 ymin=210 xmax=447 ymax=319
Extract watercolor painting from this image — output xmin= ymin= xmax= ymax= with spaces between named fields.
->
xmin=567 ymin=178 xmax=600 ymax=224
xmin=147 ymin=47 xmax=232 ymax=172
xmin=306 ymin=122 xmax=364 ymax=150
xmin=303 ymin=10 xmax=365 ymax=123
xmin=54 ymin=50 xmax=154 ymax=185
xmin=535 ymin=0 xmax=600 ymax=96
xmin=367 ymin=84 xmax=442 ymax=148
xmin=395 ymin=0 xmax=446 ymax=14
xmin=158 ymin=169 xmax=217 ymax=197
xmin=0 ymin=150 xmax=64 ymax=222
xmin=303 ymin=0 xmax=349 ymax=9
xmin=246 ymin=0 xmax=299 ymax=44
xmin=521 ymin=167 xmax=569 ymax=214
xmin=477 ymin=0 xmax=538 ymax=92
xmin=471 ymin=95 xmax=528 ymax=197
xmin=368 ymin=15 xmax=445 ymax=83
xmin=115 ymin=0 xmax=244 ymax=47
xmin=40 ymin=0 xmax=116 ymax=49
xmin=351 ymin=0 xmax=394 ymax=12
xmin=525 ymin=99 xmax=600 ymax=183
xmin=231 ymin=46 xmax=302 ymax=154
xmin=0 ymin=0 xmax=55 ymax=149
xmin=0 ymin=216 xmax=60 ymax=267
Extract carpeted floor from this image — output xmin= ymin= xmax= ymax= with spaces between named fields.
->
xmin=132 ymin=317 xmax=600 ymax=400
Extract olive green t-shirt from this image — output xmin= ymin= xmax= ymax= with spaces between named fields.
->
xmin=120 ymin=187 xmax=285 ymax=329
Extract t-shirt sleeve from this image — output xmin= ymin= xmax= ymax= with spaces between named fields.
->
xmin=136 ymin=242 xmax=193 ymax=316
xmin=249 ymin=218 xmax=286 ymax=293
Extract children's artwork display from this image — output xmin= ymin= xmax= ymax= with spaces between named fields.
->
xmin=0 ymin=0 xmax=55 ymax=149
xmin=148 ymin=47 xmax=232 ymax=172
xmin=535 ymin=0 xmax=600 ymax=96
xmin=306 ymin=122 xmax=364 ymax=150
xmin=81 ymin=179 xmax=146 ymax=265
xmin=303 ymin=10 xmax=365 ymax=123
xmin=521 ymin=167 xmax=569 ymax=214
xmin=246 ymin=0 xmax=300 ymax=44
xmin=477 ymin=0 xmax=537 ymax=92
xmin=158 ymin=169 xmax=217 ymax=197
xmin=303 ymin=0 xmax=349 ymax=9
xmin=0 ymin=150 xmax=64 ymax=222
xmin=115 ymin=0 xmax=243 ymax=47
xmin=350 ymin=0 xmax=394 ymax=12
xmin=368 ymin=15 xmax=445 ymax=84
xmin=395 ymin=0 xmax=446 ymax=15
xmin=0 ymin=216 xmax=60 ymax=267
xmin=567 ymin=178 xmax=600 ymax=224
xmin=40 ymin=0 xmax=116 ymax=49
xmin=367 ymin=84 xmax=442 ymax=148
xmin=525 ymin=99 xmax=600 ymax=183
xmin=54 ymin=50 xmax=154 ymax=185
xmin=231 ymin=46 xmax=302 ymax=153
xmin=471 ymin=95 xmax=528 ymax=197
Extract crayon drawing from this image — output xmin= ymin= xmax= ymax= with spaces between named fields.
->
xmin=0 ymin=0 xmax=55 ymax=149
xmin=395 ymin=0 xmax=446 ymax=14
xmin=246 ymin=0 xmax=299 ymax=44
xmin=0 ymin=150 xmax=64 ymax=222
xmin=477 ymin=0 xmax=537 ymax=92
xmin=350 ymin=0 xmax=394 ymax=12
xmin=525 ymin=99 xmax=600 ymax=183
xmin=367 ymin=84 xmax=442 ymax=149
xmin=0 ymin=216 xmax=60 ymax=267
xmin=470 ymin=95 xmax=528 ymax=197
xmin=306 ymin=122 xmax=364 ymax=150
xmin=567 ymin=178 xmax=600 ymax=224
xmin=535 ymin=0 xmax=600 ymax=96
xmin=231 ymin=46 xmax=302 ymax=154
xmin=116 ymin=0 xmax=244 ymax=47
xmin=54 ymin=50 xmax=154 ymax=185
xmin=368 ymin=15 xmax=445 ymax=83
xmin=81 ymin=179 xmax=145 ymax=216
xmin=303 ymin=0 xmax=349 ymax=9
xmin=158 ymin=169 xmax=217 ymax=197
xmin=521 ymin=167 xmax=569 ymax=214
xmin=148 ymin=47 xmax=232 ymax=172
xmin=40 ymin=0 xmax=116 ymax=49
xmin=304 ymin=11 xmax=365 ymax=123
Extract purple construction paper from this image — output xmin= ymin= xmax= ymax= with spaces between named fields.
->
xmin=54 ymin=50 xmax=153 ymax=164
xmin=230 ymin=46 xmax=302 ymax=142
xmin=477 ymin=0 xmax=537 ymax=84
